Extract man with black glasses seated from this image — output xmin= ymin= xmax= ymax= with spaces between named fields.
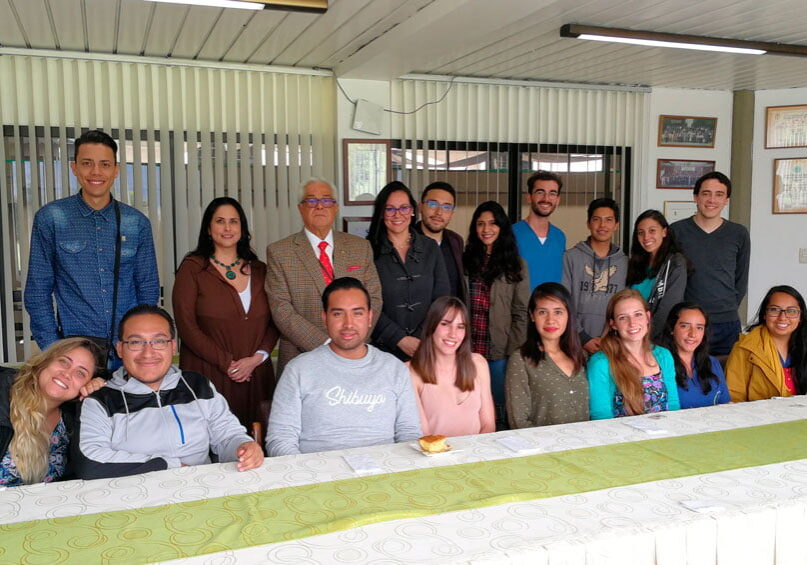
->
xmin=74 ymin=305 xmax=263 ymax=479
xmin=415 ymin=181 xmax=467 ymax=302
xmin=266 ymin=178 xmax=383 ymax=375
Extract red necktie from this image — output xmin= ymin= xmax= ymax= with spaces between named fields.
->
xmin=318 ymin=241 xmax=334 ymax=285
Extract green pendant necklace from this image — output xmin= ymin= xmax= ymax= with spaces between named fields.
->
xmin=211 ymin=255 xmax=241 ymax=280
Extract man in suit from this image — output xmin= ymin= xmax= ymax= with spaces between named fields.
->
xmin=266 ymin=179 xmax=382 ymax=375
xmin=415 ymin=181 xmax=467 ymax=302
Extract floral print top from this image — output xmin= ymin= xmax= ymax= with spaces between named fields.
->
xmin=0 ymin=418 xmax=69 ymax=487
xmin=613 ymin=372 xmax=668 ymax=417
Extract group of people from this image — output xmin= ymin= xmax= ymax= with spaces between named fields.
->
xmin=1 ymin=128 xmax=804 ymax=488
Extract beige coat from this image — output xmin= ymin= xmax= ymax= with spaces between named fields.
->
xmin=266 ymin=230 xmax=382 ymax=374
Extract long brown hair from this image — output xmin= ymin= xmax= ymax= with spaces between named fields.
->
xmin=9 ymin=338 xmax=100 ymax=484
xmin=410 ymin=296 xmax=477 ymax=392
xmin=599 ymin=289 xmax=653 ymax=416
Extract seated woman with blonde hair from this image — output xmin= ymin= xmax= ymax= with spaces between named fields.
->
xmin=408 ymin=296 xmax=495 ymax=437
xmin=1 ymin=338 xmax=102 ymax=486
xmin=587 ymin=289 xmax=681 ymax=419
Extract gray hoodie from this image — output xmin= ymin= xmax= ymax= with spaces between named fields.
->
xmin=562 ymin=240 xmax=628 ymax=344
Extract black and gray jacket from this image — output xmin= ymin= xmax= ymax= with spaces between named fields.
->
xmin=646 ymin=252 xmax=688 ymax=341
xmin=74 ymin=365 xmax=251 ymax=480
xmin=371 ymin=230 xmax=450 ymax=360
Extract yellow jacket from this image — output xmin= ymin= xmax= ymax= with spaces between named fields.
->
xmin=726 ymin=326 xmax=788 ymax=402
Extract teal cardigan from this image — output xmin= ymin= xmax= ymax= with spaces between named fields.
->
xmin=587 ymin=345 xmax=681 ymax=420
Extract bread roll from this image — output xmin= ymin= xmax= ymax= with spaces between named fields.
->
xmin=418 ymin=434 xmax=449 ymax=453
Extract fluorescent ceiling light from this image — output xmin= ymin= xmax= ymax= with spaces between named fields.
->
xmin=578 ymin=33 xmax=765 ymax=55
xmin=145 ymin=0 xmax=263 ymax=9
xmin=143 ymin=0 xmax=328 ymax=12
xmin=560 ymin=24 xmax=807 ymax=58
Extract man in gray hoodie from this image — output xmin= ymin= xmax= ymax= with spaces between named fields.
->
xmin=267 ymin=277 xmax=421 ymax=456
xmin=562 ymin=198 xmax=628 ymax=354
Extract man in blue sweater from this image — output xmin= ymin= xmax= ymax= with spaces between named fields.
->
xmin=513 ymin=170 xmax=567 ymax=290
xmin=670 ymin=172 xmax=750 ymax=356
xmin=267 ymin=277 xmax=421 ymax=456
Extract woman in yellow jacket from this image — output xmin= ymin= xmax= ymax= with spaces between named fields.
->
xmin=726 ymin=285 xmax=806 ymax=401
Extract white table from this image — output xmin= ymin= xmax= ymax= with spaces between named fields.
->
xmin=4 ymin=398 xmax=807 ymax=564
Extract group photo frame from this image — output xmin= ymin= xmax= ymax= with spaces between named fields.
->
xmin=658 ymin=115 xmax=717 ymax=148
xmin=656 ymin=159 xmax=716 ymax=189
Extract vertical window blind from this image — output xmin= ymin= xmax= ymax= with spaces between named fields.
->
xmin=390 ymin=77 xmax=649 ymax=248
xmin=0 ymin=53 xmax=335 ymax=363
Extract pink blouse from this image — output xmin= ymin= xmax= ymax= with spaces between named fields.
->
xmin=418 ymin=382 xmax=483 ymax=437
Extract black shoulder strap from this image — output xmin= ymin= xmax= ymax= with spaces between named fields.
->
xmin=108 ymin=200 xmax=122 ymax=359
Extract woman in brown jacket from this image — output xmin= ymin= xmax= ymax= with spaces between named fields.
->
xmin=173 ymin=197 xmax=278 ymax=427
xmin=464 ymin=201 xmax=530 ymax=429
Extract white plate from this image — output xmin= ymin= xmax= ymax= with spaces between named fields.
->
xmin=409 ymin=442 xmax=461 ymax=457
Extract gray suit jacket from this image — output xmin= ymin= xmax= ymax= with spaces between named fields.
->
xmin=266 ymin=230 xmax=382 ymax=374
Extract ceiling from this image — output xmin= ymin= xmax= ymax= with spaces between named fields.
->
xmin=3 ymin=0 xmax=807 ymax=90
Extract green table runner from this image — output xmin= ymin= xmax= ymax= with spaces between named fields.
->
xmin=4 ymin=420 xmax=807 ymax=564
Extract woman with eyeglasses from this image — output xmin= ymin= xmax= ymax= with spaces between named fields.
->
xmin=1 ymin=338 xmax=101 ymax=486
xmin=173 ymin=197 xmax=279 ymax=427
xmin=726 ymin=285 xmax=807 ymax=401
xmin=626 ymin=210 xmax=687 ymax=341
xmin=464 ymin=201 xmax=530 ymax=429
xmin=367 ymin=181 xmax=450 ymax=361
xmin=658 ymin=302 xmax=731 ymax=408
xmin=587 ymin=289 xmax=680 ymax=419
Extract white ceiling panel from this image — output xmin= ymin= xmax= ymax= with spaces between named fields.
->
xmin=170 ymin=6 xmax=224 ymax=59
xmin=10 ymin=0 xmax=56 ymax=50
xmin=83 ymin=0 xmax=119 ymax=53
xmin=245 ymin=11 xmax=317 ymax=65
xmin=116 ymin=0 xmax=153 ymax=55
xmin=218 ymin=10 xmax=286 ymax=63
xmin=49 ymin=0 xmax=86 ymax=51
xmin=301 ymin=0 xmax=433 ymax=68
xmin=142 ymin=4 xmax=190 ymax=57
xmin=195 ymin=8 xmax=254 ymax=61
xmin=2 ymin=0 xmax=807 ymax=90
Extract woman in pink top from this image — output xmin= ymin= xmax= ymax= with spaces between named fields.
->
xmin=408 ymin=296 xmax=495 ymax=437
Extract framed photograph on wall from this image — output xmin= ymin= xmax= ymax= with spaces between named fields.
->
xmin=656 ymin=159 xmax=716 ymax=189
xmin=766 ymin=105 xmax=807 ymax=149
xmin=342 ymin=216 xmax=373 ymax=238
xmin=658 ymin=115 xmax=717 ymax=148
xmin=342 ymin=138 xmax=391 ymax=206
xmin=772 ymin=158 xmax=807 ymax=214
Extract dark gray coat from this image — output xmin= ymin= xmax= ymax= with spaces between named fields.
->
xmin=371 ymin=230 xmax=450 ymax=360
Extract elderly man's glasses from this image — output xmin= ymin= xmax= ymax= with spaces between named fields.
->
xmin=384 ymin=205 xmax=414 ymax=217
xmin=300 ymin=198 xmax=337 ymax=208
xmin=766 ymin=307 xmax=801 ymax=319
xmin=121 ymin=338 xmax=172 ymax=351
xmin=423 ymin=200 xmax=455 ymax=212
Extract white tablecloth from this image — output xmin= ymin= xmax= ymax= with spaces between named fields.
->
xmin=4 ymin=398 xmax=807 ymax=564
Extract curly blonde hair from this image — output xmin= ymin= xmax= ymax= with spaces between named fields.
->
xmin=9 ymin=338 xmax=100 ymax=484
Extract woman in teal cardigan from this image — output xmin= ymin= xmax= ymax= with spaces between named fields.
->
xmin=587 ymin=289 xmax=680 ymax=420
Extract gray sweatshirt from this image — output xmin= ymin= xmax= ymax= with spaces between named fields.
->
xmin=562 ymin=239 xmax=628 ymax=344
xmin=670 ymin=217 xmax=750 ymax=324
xmin=266 ymin=343 xmax=422 ymax=456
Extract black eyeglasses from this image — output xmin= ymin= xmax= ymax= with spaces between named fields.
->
xmin=121 ymin=338 xmax=172 ymax=351
xmin=384 ymin=205 xmax=414 ymax=217
xmin=766 ymin=307 xmax=801 ymax=319
xmin=300 ymin=198 xmax=337 ymax=208
xmin=423 ymin=200 xmax=455 ymax=212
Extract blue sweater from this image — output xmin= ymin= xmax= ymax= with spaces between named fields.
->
xmin=677 ymin=356 xmax=731 ymax=409
xmin=587 ymin=346 xmax=681 ymax=420
xmin=513 ymin=220 xmax=566 ymax=290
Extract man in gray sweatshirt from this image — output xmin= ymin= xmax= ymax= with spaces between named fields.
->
xmin=266 ymin=277 xmax=421 ymax=456
xmin=562 ymin=198 xmax=628 ymax=354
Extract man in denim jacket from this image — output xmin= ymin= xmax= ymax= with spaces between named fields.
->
xmin=24 ymin=129 xmax=159 ymax=357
